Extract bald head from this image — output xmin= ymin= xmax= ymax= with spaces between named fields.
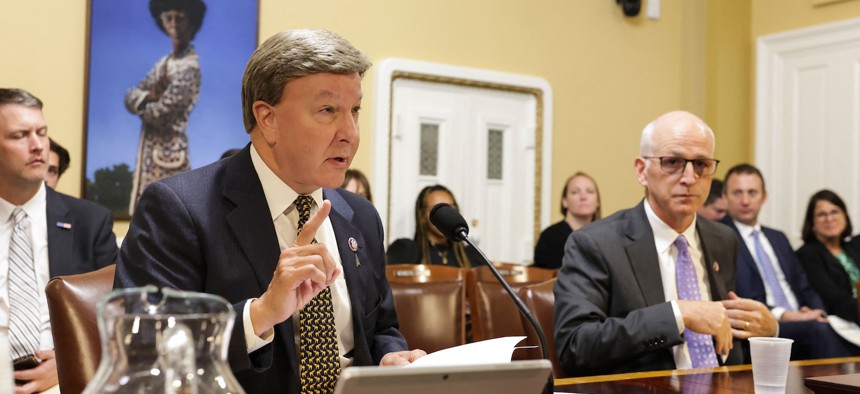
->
xmin=634 ymin=110 xmax=718 ymax=232
xmin=640 ymin=111 xmax=715 ymax=157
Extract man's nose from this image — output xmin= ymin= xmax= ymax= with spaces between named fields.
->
xmin=679 ymin=161 xmax=697 ymax=184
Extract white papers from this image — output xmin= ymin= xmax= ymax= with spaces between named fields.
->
xmin=827 ymin=315 xmax=860 ymax=347
xmin=405 ymin=336 xmax=527 ymax=368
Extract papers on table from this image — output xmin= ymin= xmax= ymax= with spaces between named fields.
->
xmin=405 ymin=336 xmax=528 ymax=368
xmin=828 ymin=315 xmax=860 ymax=347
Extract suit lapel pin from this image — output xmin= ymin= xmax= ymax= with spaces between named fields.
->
xmin=348 ymin=237 xmax=361 ymax=267
xmin=56 ymin=221 xmax=72 ymax=230
xmin=712 ymin=261 xmax=720 ymax=272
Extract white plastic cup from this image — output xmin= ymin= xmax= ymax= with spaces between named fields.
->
xmin=749 ymin=337 xmax=793 ymax=394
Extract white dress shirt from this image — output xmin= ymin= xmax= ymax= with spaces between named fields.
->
xmin=732 ymin=220 xmax=799 ymax=319
xmin=243 ymin=145 xmax=355 ymax=368
xmin=0 ymin=183 xmax=54 ymax=353
xmin=644 ymin=200 xmax=712 ymax=370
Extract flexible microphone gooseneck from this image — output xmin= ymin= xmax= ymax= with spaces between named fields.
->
xmin=429 ymin=203 xmax=554 ymax=394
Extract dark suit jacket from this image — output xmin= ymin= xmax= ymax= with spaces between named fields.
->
xmin=114 ymin=145 xmax=407 ymax=394
xmin=554 ymin=201 xmax=742 ymax=377
xmin=45 ymin=187 xmax=117 ymax=276
xmin=720 ymin=217 xmax=824 ymax=310
xmin=796 ymin=239 xmax=860 ymax=323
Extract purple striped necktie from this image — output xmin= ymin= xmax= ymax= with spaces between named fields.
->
xmin=674 ymin=235 xmax=719 ymax=368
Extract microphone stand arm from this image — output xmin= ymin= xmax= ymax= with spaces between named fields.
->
xmin=460 ymin=233 xmax=555 ymax=394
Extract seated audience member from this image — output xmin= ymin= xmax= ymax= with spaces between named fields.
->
xmin=342 ymin=168 xmax=372 ymax=202
xmin=45 ymin=138 xmax=70 ymax=189
xmin=722 ymin=164 xmax=859 ymax=359
xmin=697 ymin=178 xmax=727 ymax=221
xmin=555 ymin=111 xmax=775 ymax=377
xmin=533 ymin=172 xmax=601 ymax=269
xmin=1 ymin=88 xmax=118 ymax=393
xmin=386 ymin=185 xmax=484 ymax=267
xmin=796 ymin=190 xmax=860 ymax=324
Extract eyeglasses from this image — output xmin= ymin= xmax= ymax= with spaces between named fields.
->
xmin=643 ymin=156 xmax=720 ymax=176
xmin=814 ymin=209 xmax=843 ymax=220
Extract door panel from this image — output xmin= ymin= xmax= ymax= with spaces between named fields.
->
xmin=389 ymin=79 xmax=536 ymax=263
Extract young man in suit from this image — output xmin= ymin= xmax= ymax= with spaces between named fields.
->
xmin=115 ymin=30 xmax=424 ymax=393
xmin=722 ymin=163 xmax=859 ymax=359
xmin=0 ymin=88 xmax=118 ymax=393
xmin=554 ymin=111 xmax=776 ymax=377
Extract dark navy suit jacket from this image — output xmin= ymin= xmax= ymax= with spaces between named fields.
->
xmin=720 ymin=216 xmax=823 ymax=310
xmin=114 ymin=145 xmax=406 ymax=394
xmin=45 ymin=187 xmax=117 ymax=276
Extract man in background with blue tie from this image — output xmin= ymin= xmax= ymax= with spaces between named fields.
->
xmin=555 ymin=111 xmax=776 ymax=377
xmin=722 ymin=163 xmax=859 ymax=359
xmin=0 ymin=88 xmax=118 ymax=393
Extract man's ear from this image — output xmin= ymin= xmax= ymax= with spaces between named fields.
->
xmin=634 ymin=157 xmax=648 ymax=187
xmin=252 ymin=101 xmax=278 ymax=144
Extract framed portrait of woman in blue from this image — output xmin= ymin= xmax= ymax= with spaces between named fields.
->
xmin=83 ymin=0 xmax=259 ymax=218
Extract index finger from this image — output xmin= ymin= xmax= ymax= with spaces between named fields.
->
xmin=295 ymin=200 xmax=331 ymax=246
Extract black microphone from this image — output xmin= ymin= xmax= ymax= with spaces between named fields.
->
xmin=429 ymin=203 xmax=554 ymax=394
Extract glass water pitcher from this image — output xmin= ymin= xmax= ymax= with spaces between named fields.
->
xmin=83 ymin=286 xmax=246 ymax=394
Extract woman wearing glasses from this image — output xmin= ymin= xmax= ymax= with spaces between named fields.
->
xmin=796 ymin=189 xmax=860 ymax=323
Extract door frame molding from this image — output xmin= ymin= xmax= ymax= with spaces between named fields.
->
xmin=372 ymin=58 xmax=553 ymax=243
xmin=755 ymin=18 xmax=860 ymax=236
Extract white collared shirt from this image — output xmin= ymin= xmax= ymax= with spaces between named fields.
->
xmin=0 ymin=183 xmax=54 ymax=352
xmin=732 ymin=220 xmax=799 ymax=318
xmin=243 ymin=145 xmax=355 ymax=368
xmin=644 ymin=200 xmax=711 ymax=370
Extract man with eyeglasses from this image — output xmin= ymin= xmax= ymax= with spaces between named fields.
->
xmin=555 ymin=111 xmax=776 ymax=376
xmin=722 ymin=163 xmax=860 ymax=360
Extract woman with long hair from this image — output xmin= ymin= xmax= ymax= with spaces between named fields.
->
xmin=387 ymin=185 xmax=483 ymax=267
xmin=796 ymin=189 xmax=860 ymax=323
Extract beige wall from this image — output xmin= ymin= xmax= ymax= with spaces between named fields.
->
xmin=0 ymin=0 xmax=784 ymax=238
xmin=752 ymin=0 xmax=860 ymax=37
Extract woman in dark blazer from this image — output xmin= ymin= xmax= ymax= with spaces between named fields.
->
xmin=532 ymin=172 xmax=601 ymax=269
xmin=796 ymin=189 xmax=860 ymax=323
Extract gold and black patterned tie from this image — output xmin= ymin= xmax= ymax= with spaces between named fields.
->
xmin=294 ymin=195 xmax=340 ymax=394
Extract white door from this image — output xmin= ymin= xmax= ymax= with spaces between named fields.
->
xmin=757 ymin=19 xmax=860 ymax=246
xmin=387 ymin=79 xmax=537 ymax=263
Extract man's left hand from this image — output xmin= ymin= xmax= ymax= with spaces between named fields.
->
xmin=13 ymin=349 xmax=58 ymax=394
xmin=720 ymin=291 xmax=778 ymax=339
xmin=379 ymin=349 xmax=427 ymax=367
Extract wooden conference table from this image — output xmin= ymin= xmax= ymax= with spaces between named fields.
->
xmin=553 ymin=356 xmax=860 ymax=393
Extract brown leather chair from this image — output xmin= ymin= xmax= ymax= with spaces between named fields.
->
xmin=45 ymin=264 xmax=116 ymax=394
xmin=386 ymin=264 xmax=466 ymax=353
xmin=518 ymin=278 xmax=567 ymax=378
xmin=467 ymin=263 xmax=556 ymax=342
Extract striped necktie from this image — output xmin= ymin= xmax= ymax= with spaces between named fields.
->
xmin=8 ymin=208 xmax=41 ymax=359
xmin=751 ymin=229 xmax=793 ymax=310
xmin=674 ymin=235 xmax=719 ymax=368
xmin=294 ymin=195 xmax=340 ymax=393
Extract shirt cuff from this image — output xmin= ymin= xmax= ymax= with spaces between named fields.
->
xmin=243 ymin=299 xmax=274 ymax=353
xmin=670 ymin=300 xmax=685 ymax=333
xmin=771 ymin=307 xmax=786 ymax=322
